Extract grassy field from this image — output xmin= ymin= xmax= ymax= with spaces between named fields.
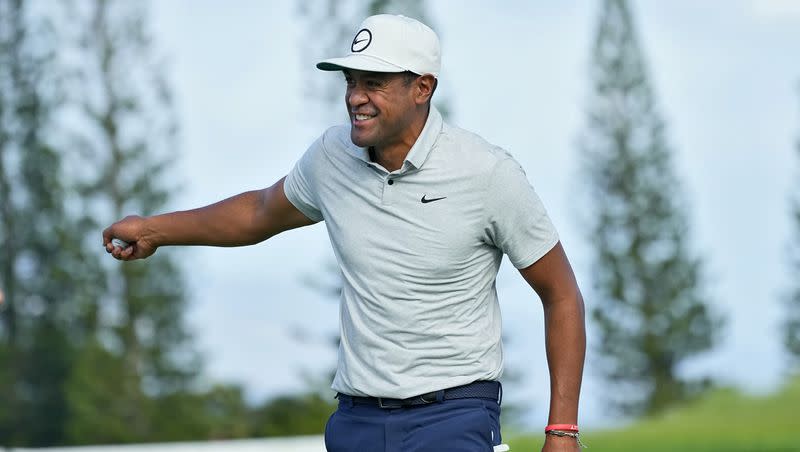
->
xmin=508 ymin=376 xmax=800 ymax=452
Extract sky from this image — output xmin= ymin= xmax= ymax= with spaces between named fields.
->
xmin=146 ymin=0 xmax=800 ymax=428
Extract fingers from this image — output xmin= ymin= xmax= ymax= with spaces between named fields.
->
xmin=103 ymin=215 xmax=143 ymax=260
xmin=102 ymin=226 xmax=113 ymax=249
xmin=103 ymin=226 xmax=135 ymax=260
xmin=106 ymin=241 xmax=134 ymax=260
xmin=120 ymin=244 xmax=135 ymax=260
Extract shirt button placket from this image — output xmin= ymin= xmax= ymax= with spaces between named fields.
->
xmin=382 ymin=177 xmax=396 ymax=205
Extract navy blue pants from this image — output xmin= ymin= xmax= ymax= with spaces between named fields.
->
xmin=324 ymin=394 xmax=502 ymax=452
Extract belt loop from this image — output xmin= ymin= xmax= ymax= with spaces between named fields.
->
xmin=435 ymin=389 xmax=445 ymax=403
xmin=497 ymin=382 xmax=503 ymax=405
xmin=338 ymin=393 xmax=354 ymax=408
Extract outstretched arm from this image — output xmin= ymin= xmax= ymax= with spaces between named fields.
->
xmin=103 ymin=177 xmax=316 ymax=260
xmin=519 ymin=241 xmax=586 ymax=452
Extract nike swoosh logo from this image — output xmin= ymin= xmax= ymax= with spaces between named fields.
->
xmin=351 ymin=29 xmax=372 ymax=52
xmin=421 ymin=195 xmax=447 ymax=204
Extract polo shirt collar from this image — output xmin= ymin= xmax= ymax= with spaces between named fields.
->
xmin=403 ymin=105 xmax=443 ymax=170
xmin=348 ymin=105 xmax=443 ymax=170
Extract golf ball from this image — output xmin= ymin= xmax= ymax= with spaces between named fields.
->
xmin=111 ymin=238 xmax=130 ymax=249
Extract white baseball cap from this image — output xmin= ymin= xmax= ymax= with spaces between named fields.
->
xmin=316 ymin=14 xmax=441 ymax=77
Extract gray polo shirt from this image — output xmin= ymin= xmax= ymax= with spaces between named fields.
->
xmin=284 ymin=106 xmax=558 ymax=398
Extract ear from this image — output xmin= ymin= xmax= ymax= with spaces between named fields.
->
xmin=414 ymin=74 xmax=436 ymax=105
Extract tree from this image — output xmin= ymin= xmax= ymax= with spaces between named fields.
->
xmin=785 ymin=87 xmax=800 ymax=368
xmin=580 ymin=0 xmax=721 ymax=415
xmin=0 ymin=0 xmax=105 ymax=446
xmin=251 ymin=393 xmax=338 ymax=437
xmin=63 ymin=0 xmax=202 ymax=443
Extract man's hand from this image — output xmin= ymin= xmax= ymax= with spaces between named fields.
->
xmin=542 ymin=434 xmax=582 ymax=451
xmin=103 ymin=215 xmax=158 ymax=261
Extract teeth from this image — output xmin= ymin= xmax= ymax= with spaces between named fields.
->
xmin=355 ymin=114 xmax=372 ymax=121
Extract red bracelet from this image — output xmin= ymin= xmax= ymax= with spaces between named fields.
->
xmin=545 ymin=424 xmax=579 ymax=433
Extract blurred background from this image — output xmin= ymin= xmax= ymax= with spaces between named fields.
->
xmin=1 ymin=0 xmax=799 ymax=450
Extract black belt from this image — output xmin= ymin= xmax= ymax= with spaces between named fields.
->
xmin=338 ymin=380 xmax=502 ymax=409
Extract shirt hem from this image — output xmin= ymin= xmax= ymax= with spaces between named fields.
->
xmin=511 ymin=233 xmax=559 ymax=269
xmin=283 ymin=184 xmax=324 ymax=223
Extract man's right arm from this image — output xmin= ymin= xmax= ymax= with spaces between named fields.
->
xmin=103 ymin=177 xmax=316 ymax=260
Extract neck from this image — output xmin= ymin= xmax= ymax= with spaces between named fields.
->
xmin=371 ymin=106 xmax=430 ymax=172
xmin=370 ymin=145 xmax=410 ymax=173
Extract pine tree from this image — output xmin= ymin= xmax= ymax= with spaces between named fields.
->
xmin=785 ymin=89 xmax=800 ymax=368
xmin=63 ymin=0 xmax=201 ymax=442
xmin=580 ymin=0 xmax=721 ymax=415
xmin=0 ymin=0 xmax=105 ymax=446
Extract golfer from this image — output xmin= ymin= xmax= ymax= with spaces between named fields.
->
xmin=104 ymin=14 xmax=586 ymax=452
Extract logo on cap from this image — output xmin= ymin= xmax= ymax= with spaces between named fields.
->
xmin=351 ymin=29 xmax=372 ymax=53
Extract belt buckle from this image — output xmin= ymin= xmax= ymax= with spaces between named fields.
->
xmin=378 ymin=397 xmax=402 ymax=409
xmin=418 ymin=391 xmax=439 ymax=404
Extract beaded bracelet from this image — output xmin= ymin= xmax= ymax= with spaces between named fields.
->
xmin=545 ymin=430 xmax=588 ymax=448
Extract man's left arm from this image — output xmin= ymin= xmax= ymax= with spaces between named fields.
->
xmin=519 ymin=241 xmax=586 ymax=452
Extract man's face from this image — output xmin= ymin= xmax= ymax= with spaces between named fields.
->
xmin=343 ymin=69 xmax=418 ymax=150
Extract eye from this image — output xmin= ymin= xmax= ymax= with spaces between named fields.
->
xmin=366 ymin=79 xmax=383 ymax=89
xmin=344 ymin=77 xmax=355 ymax=87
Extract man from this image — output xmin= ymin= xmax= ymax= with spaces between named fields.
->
xmin=104 ymin=14 xmax=585 ymax=452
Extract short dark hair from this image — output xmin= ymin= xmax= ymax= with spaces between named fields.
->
xmin=401 ymin=71 xmax=419 ymax=86
xmin=400 ymin=71 xmax=438 ymax=99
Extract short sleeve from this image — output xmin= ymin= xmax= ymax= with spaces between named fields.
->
xmin=484 ymin=155 xmax=559 ymax=269
xmin=284 ymin=137 xmax=325 ymax=222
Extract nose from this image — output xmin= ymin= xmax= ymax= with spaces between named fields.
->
xmin=347 ymin=85 xmax=368 ymax=109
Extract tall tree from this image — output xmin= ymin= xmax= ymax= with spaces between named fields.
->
xmin=63 ymin=0 xmax=201 ymax=443
xmin=580 ymin=0 xmax=721 ymax=415
xmin=0 ymin=0 xmax=104 ymax=446
xmin=785 ymin=88 xmax=800 ymax=368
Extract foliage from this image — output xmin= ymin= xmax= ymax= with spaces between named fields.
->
xmin=580 ymin=0 xmax=722 ymax=416
xmin=508 ymin=377 xmax=800 ymax=451
xmin=785 ymin=88 xmax=800 ymax=367
xmin=60 ymin=0 xmax=203 ymax=443
xmin=65 ymin=341 xmax=145 ymax=443
xmin=0 ymin=0 xmax=105 ymax=446
xmin=252 ymin=393 xmax=337 ymax=437
xmin=0 ymin=0 xmax=350 ymax=445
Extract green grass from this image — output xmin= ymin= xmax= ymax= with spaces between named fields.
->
xmin=508 ymin=377 xmax=800 ymax=452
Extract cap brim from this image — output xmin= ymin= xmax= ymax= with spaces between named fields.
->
xmin=316 ymin=54 xmax=406 ymax=73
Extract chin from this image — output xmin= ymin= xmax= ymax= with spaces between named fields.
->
xmin=350 ymin=130 xmax=373 ymax=148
